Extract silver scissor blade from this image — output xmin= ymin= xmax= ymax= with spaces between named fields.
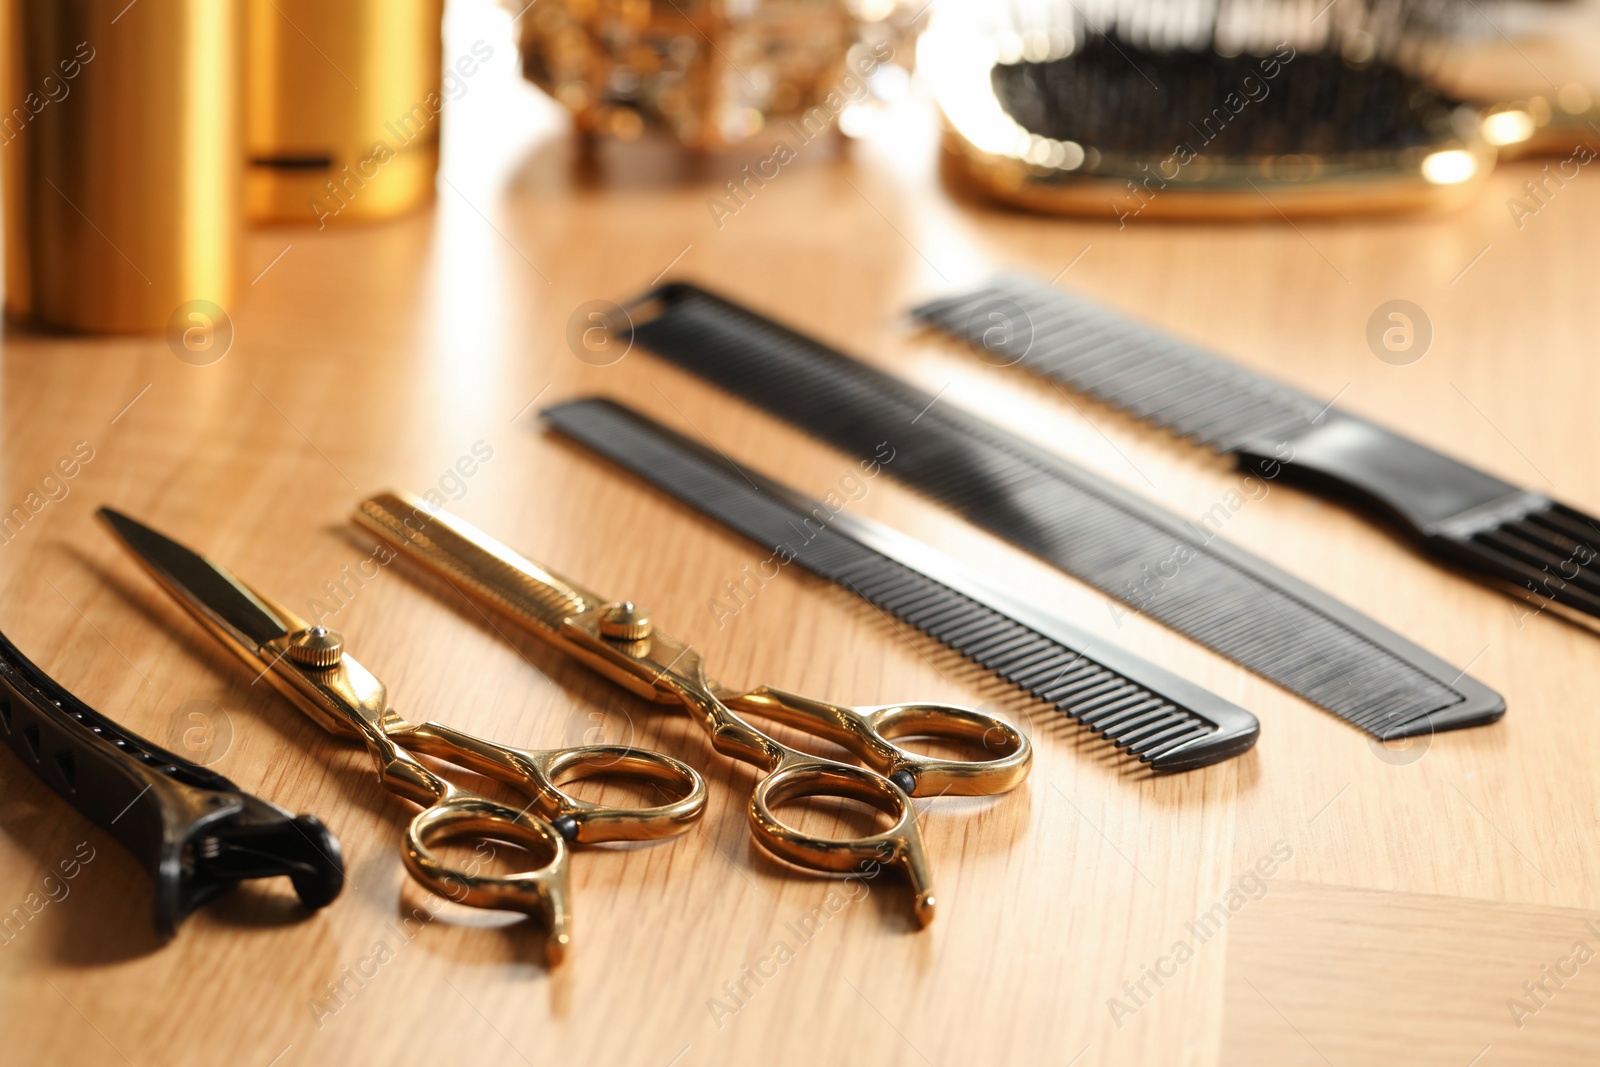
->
xmin=97 ymin=507 xmax=292 ymax=652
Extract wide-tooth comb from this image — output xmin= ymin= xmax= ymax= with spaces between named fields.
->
xmin=916 ymin=273 xmax=1600 ymax=629
xmin=619 ymin=281 xmax=1504 ymax=740
xmin=543 ymin=397 xmax=1259 ymax=772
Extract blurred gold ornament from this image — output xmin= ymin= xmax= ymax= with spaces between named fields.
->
xmin=515 ymin=0 xmax=918 ymax=151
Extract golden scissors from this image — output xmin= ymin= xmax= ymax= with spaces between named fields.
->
xmin=354 ymin=490 xmax=1033 ymax=925
xmin=99 ymin=507 xmax=706 ymax=961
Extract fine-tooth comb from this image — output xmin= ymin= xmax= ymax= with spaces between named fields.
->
xmin=0 ymin=629 xmax=344 ymax=938
xmin=917 ymin=273 xmax=1600 ymax=631
xmin=618 ymin=281 xmax=1505 ymax=740
xmin=542 ymin=397 xmax=1260 ymax=773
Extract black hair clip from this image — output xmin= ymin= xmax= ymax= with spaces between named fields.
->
xmin=0 ymin=630 xmax=343 ymax=938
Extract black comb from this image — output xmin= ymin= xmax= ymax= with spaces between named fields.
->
xmin=543 ymin=397 xmax=1259 ymax=773
xmin=619 ymin=281 xmax=1504 ymax=740
xmin=917 ymin=273 xmax=1600 ymax=631
xmin=0 ymin=630 xmax=344 ymax=938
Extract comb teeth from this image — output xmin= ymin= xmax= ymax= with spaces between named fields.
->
xmin=925 ymin=278 xmax=1600 ymax=637
xmin=543 ymin=398 xmax=1259 ymax=772
xmin=844 ymin=557 xmax=1216 ymax=766
xmin=1455 ymin=503 xmax=1600 ymax=617
xmin=625 ymin=281 xmax=1504 ymax=739
xmin=913 ymin=274 xmax=1326 ymax=454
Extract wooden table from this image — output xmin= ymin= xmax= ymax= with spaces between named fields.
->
xmin=5 ymin=6 xmax=1600 ymax=1065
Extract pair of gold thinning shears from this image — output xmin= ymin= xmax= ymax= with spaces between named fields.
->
xmin=98 ymin=507 xmax=706 ymax=961
xmin=355 ymin=491 xmax=1033 ymax=925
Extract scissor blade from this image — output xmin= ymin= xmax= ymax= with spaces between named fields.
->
xmin=97 ymin=508 xmax=292 ymax=653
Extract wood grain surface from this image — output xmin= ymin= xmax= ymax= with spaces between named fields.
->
xmin=2 ymin=3 xmax=1599 ymax=1065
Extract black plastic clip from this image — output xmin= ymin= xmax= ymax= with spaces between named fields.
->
xmin=0 ymin=630 xmax=343 ymax=938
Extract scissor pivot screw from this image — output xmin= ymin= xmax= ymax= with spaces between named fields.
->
xmin=598 ymin=602 xmax=653 ymax=642
xmin=287 ymin=627 xmax=344 ymax=669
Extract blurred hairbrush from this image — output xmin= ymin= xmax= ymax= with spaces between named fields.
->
xmin=920 ymin=0 xmax=1599 ymax=218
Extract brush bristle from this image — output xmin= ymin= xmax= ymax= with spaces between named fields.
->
xmin=992 ymin=38 xmax=1459 ymax=159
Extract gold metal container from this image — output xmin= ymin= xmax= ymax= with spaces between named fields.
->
xmin=2 ymin=0 xmax=242 ymax=333
xmin=245 ymin=0 xmax=443 ymax=225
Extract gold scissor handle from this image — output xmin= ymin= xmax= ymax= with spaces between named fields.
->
xmin=723 ymin=686 xmax=1032 ymax=797
xmin=394 ymin=720 xmax=708 ymax=844
xmin=402 ymin=787 xmax=572 ymax=963
xmin=353 ymin=491 xmax=1036 ymax=924
xmin=722 ymin=688 xmax=1029 ymax=928
xmin=253 ymin=634 xmax=582 ymax=958
xmin=749 ymin=758 xmax=937 ymax=925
